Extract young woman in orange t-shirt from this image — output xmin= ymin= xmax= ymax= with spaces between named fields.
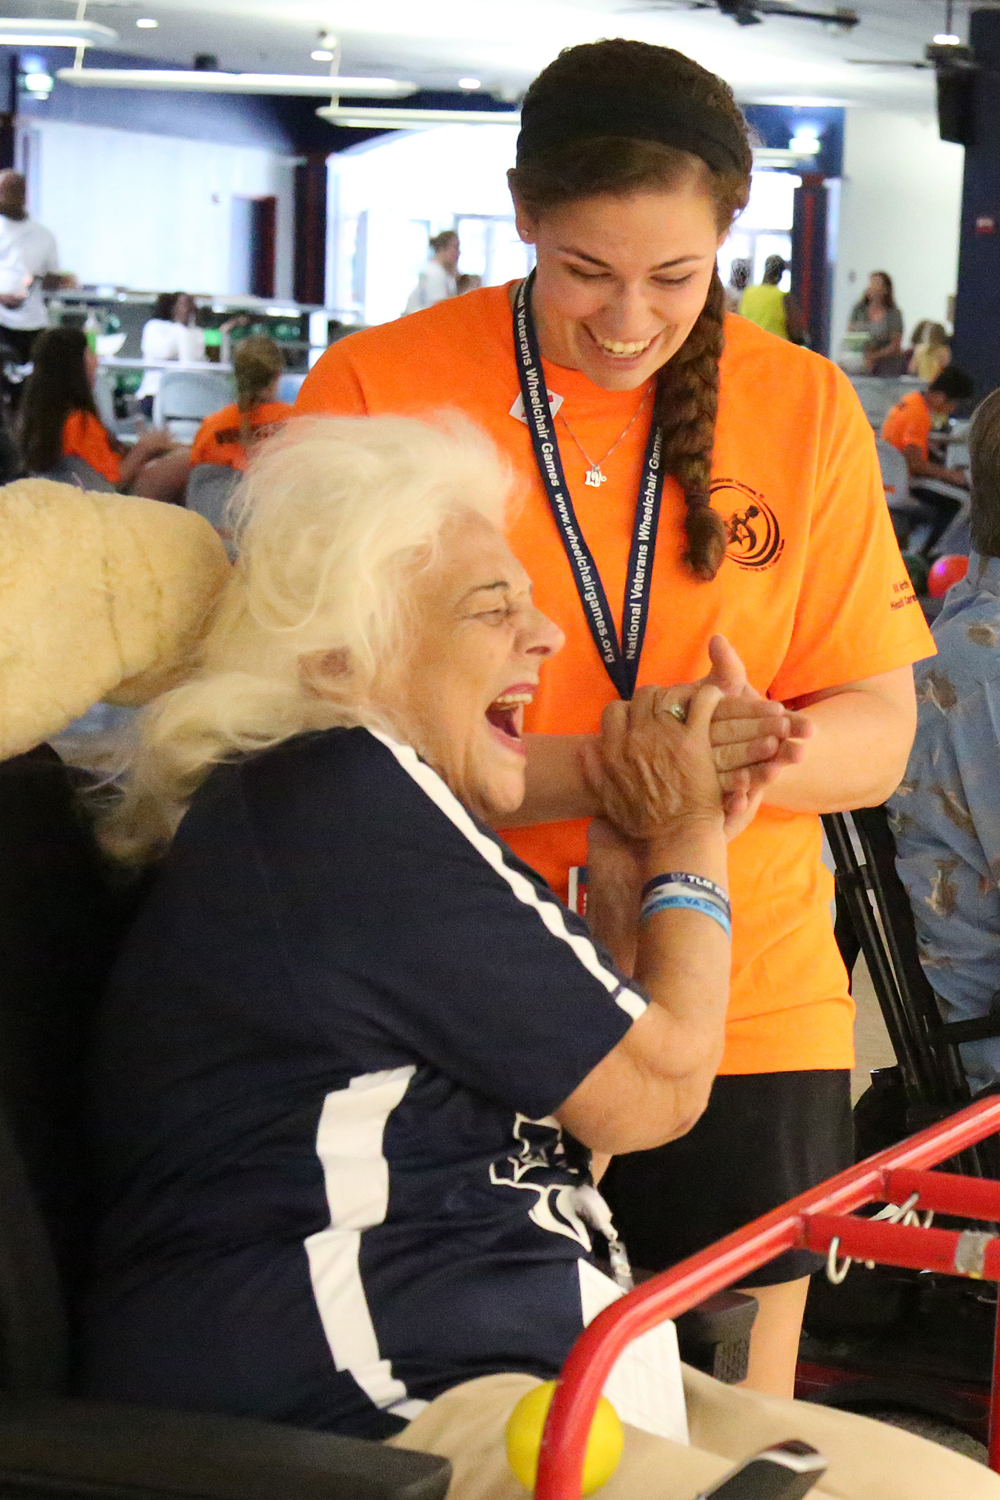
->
xmin=297 ymin=39 xmax=932 ymax=1397
xmin=19 ymin=326 xmax=188 ymax=501
xmin=189 ymin=335 xmax=293 ymax=474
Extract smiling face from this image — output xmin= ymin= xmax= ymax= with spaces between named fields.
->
xmin=372 ymin=511 xmax=564 ymax=821
xmin=515 ymin=180 xmax=724 ymax=391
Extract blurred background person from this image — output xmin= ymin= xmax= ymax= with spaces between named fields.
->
xmin=456 ymin=272 xmax=482 ymax=295
xmin=186 ymin=335 xmax=293 ymax=550
xmin=849 ymin=270 xmax=905 ymax=375
xmin=891 ymin=386 xmax=1000 ymax=1096
xmin=724 ymin=256 xmax=751 ymax=314
xmin=881 ymin=365 xmax=975 ymax=552
xmin=908 ymin=320 xmax=952 ymax=383
xmin=19 ymin=326 xmax=188 ymax=503
xmin=738 ymin=254 xmax=805 ymax=343
xmin=405 ymin=229 xmax=460 ymax=313
xmin=135 ymin=292 xmax=207 ymax=420
xmin=0 ymin=169 xmax=74 ymax=433
xmin=189 ymin=335 xmax=292 ymax=475
xmin=881 ymin=365 xmax=973 ymax=489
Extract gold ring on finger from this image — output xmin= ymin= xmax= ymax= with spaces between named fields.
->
xmin=664 ymin=701 xmax=687 ymax=724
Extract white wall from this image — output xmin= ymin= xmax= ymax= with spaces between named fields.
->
xmin=831 ymin=109 xmax=964 ymax=353
xmin=22 ymin=118 xmax=294 ymax=297
xmin=328 ymin=124 xmax=533 ymax=324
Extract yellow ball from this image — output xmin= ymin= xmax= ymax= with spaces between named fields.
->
xmin=505 ymin=1380 xmax=624 ymax=1495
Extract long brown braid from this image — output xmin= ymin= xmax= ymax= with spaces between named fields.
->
xmin=654 ymin=268 xmax=729 ymax=579
xmin=509 ymin=39 xmax=753 ymax=581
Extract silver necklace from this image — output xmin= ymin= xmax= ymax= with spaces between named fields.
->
xmin=558 ymin=389 xmax=652 ymax=488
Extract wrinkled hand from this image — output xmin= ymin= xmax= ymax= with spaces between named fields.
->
xmin=585 ymin=681 xmax=725 ymax=841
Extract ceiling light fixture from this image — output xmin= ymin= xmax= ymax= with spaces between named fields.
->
xmin=57 ymin=69 xmax=416 ymax=97
xmin=0 ymin=17 xmax=117 ymax=47
xmin=317 ymin=105 xmax=520 ymax=128
xmin=933 ymin=31 xmax=960 ymax=43
xmin=458 ymin=77 xmax=481 ymax=90
xmin=23 ymin=69 xmax=53 ymax=98
xmin=311 ymin=49 xmax=334 ymax=62
xmin=136 ymin=18 xmax=159 ymax=29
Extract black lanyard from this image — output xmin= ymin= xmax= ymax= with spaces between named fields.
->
xmin=512 ymin=270 xmax=664 ymax=701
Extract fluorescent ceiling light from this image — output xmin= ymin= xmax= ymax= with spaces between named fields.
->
xmin=57 ymin=69 xmax=416 ymax=97
xmin=0 ymin=17 xmax=117 ymax=47
xmin=933 ymin=32 xmax=960 ymax=44
xmin=311 ymin=49 xmax=334 ymax=61
xmin=458 ymin=77 xmax=481 ymax=89
xmin=318 ymin=105 xmax=520 ymax=128
xmin=136 ymin=18 xmax=159 ymax=28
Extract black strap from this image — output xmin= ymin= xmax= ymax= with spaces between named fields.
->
xmin=512 ymin=270 xmax=664 ymax=700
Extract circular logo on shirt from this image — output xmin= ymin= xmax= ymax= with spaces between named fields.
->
xmin=710 ymin=480 xmax=785 ymax=571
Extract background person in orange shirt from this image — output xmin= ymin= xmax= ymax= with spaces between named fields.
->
xmin=18 ymin=327 xmax=188 ymax=502
xmin=189 ymin=336 xmax=293 ymax=474
xmin=296 ymin=38 xmax=933 ymax=1398
xmin=881 ymin=366 xmax=974 ymax=486
xmin=881 ymin=365 xmax=974 ymax=552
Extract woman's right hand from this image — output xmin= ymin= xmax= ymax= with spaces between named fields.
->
xmin=590 ymin=681 xmax=725 ymax=842
xmin=132 ymin=428 xmax=174 ymax=461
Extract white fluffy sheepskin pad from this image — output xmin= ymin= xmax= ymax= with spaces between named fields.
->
xmin=0 ymin=479 xmax=230 ymax=759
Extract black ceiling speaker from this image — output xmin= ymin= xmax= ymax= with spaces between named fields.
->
xmin=937 ymin=65 xmax=975 ymax=145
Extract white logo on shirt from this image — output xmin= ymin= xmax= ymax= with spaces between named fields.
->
xmin=489 ymin=1114 xmax=592 ymax=1250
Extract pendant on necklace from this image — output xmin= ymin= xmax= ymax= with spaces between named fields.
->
xmin=585 ymin=467 xmax=607 ymax=488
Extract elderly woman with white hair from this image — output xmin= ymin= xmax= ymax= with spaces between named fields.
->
xmin=79 ymin=416 xmax=999 ymax=1500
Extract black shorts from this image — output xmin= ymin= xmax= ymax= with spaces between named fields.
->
xmin=601 ymin=1069 xmax=854 ymax=1287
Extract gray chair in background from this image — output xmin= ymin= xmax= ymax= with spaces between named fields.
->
xmin=186 ymin=463 xmax=241 ymax=557
xmin=153 ymin=370 xmax=233 ymax=445
xmin=35 ymin=456 xmax=116 ymax=493
xmin=850 ymin=375 xmax=921 ymax=431
xmin=875 ymin=436 xmax=909 ymax=507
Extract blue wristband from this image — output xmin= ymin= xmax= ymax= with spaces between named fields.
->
xmin=641 ymin=871 xmax=730 ymax=921
xmin=640 ymin=891 xmax=732 ymax=939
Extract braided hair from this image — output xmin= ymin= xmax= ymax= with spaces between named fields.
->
xmin=509 ymin=40 xmax=753 ymax=580
xmin=233 ymin=335 xmax=285 ymax=449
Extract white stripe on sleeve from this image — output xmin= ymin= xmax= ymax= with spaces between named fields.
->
xmin=368 ymin=730 xmax=647 ymax=1023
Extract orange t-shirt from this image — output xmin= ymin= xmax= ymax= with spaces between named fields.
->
xmin=881 ymin=391 xmax=932 ymax=460
xmin=62 ymin=409 xmax=121 ymax=485
xmin=189 ymin=401 xmax=294 ymax=472
xmin=296 ymin=289 xmax=934 ymax=1075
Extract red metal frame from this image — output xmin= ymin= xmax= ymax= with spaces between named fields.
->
xmin=534 ymin=1097 xmax=1000 ymax=1500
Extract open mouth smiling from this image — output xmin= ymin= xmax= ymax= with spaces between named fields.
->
xmin=586 ymin=327 xmax=659 ymax=359
xmin=485 ymin=687 xmax=534 ymax=752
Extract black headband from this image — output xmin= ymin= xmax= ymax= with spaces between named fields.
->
xmin=516 ymin=90 xmax=748 ymax=176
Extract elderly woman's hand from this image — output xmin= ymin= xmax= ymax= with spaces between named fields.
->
xmin=590 ymin=681 xmax=725 ymax=842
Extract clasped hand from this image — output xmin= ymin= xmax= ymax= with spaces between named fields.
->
xmin=585 ymin=635 xmax=811 ymax=843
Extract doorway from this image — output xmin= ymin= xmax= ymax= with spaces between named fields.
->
xmin=229 ymin=194 xmax=277 ymax=298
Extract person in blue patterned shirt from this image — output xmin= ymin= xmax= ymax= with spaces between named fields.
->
xmin=891 ymin=386 xmax=1000 ymax=1092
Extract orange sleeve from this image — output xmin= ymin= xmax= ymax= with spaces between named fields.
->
xmin=769 ymin=369 xmax=934 ymax=701
xmin=881 ymin=397 xmax=930 ymax=459
xmin=189 ymin=412 xmax=218 ymax=468
xmin=295 ymin=344 xmax=369 ymax=416
xmin=62 ymin=410 xmax=121 ymax=486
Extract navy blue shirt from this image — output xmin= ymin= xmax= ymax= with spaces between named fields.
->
xmin=81 ymin=727 xmax=645 ymax=1437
